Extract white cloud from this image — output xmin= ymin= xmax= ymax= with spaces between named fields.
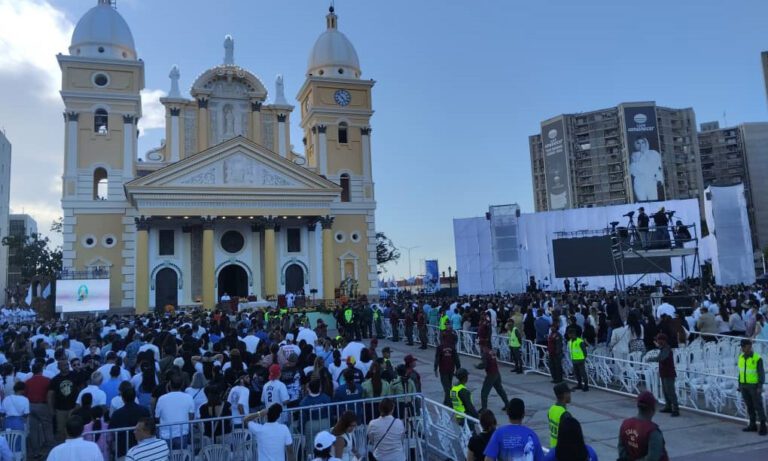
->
xmin=138 ymin=88 xmax=167 ymax=135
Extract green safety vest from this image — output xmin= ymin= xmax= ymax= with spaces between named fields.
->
xmin=264 ymin=312 xmax=270 ymax=322
xmin=439 ymin=315 xmax=449 ymax=331
xmin=548 ymin=404 xmax=567 ymax=448
xmin=739 ymin=353 xmax=761 ymax=384
xmin=279 ymin=308 xmax=288 ymax=317
xmin=344 ymin=309 xmax=353 ymax=323
xmin=374 ymin=310 xmax=380 ymax=321
xmin=508 ymin=327 xmax=520 ymax=348
xmin=450 ymin=383 xmax=469 ymax=418
xmin=569 ymin=338 xmax=585 ymax=361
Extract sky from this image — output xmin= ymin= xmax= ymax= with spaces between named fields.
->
xmin=1 ymin=0 xmax=768 ymax=279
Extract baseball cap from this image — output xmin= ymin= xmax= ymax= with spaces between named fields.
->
xmin=269 ymin=364 xmax=281 ymax=380
xmin=404 ymin=354 xmax=417 ymax=366
xmin=314 ymin=431 xmax=336 ymax=450
xmin=286 ymin=333 xmax=295 ymax=341
xmin=553 ymin=382 xmax=571 ymax=397
xmin=346 ymin=356 xmax=356 ymax=365
xmin=637 ymin=391 xmax=656 ymax=409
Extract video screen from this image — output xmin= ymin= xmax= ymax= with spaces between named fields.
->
xmin=55 ymin=279 xmax=110 ymax=313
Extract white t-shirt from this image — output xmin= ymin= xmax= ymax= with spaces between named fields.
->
xmin=76 ymin=385 xmax=107 ymax=407
xmin=155 ymin=391 xmax=195 ymax=439
xmin=341 ymin=342 xmax=365 ymax=364
xmin=185 ymin=387 xmax=208 ymax=418
xmin=45 ymin=437 xmax=103 ymax=461
xmin=227 ymin=385 xmax=250 ymax=424
xmin=96 ymin=363 xmax=131 ymax=382
xmin=262 ymin=380 xmax=289 ymax=408
xmin=241 ymin=335 xmax=260 ymax=354
xmin=1 ymin=394 xmax=29 ymax=417
xmin=247 ymin=421 xmax=292 ymax=461
xmin=296 ymin=327 xmax=318 ymax=347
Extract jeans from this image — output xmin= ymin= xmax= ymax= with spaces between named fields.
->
xmin=480 ymin=372 xmax=509 ymax=410
xmin=30 ymin=403 xmax=55 ymax=453
xmin=741 ymin=384 xmax=766 ymax=424
xmin=572 ymin=360 xmax=588 ymax=389
xmin=661 ymin=377 xmax=678 ymax=411
xmin=509 ymin=346 xmax=522 ymax=371
xmin=549 ymin=356 xmax=563 ymax=383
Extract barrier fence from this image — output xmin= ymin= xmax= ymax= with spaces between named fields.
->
xmin=382 ymin=320 xmax=768 ymax=422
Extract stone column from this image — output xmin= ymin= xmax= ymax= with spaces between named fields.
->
xmin=361 ymin=127 xmax=372 ymax=178
xmin=263 ymin=216 xmax=278 ymax=298
xmin=317 ymin=125 xmax=328 ymax=176
xmin=250 ymin=222 xmax=263 ymax=298
xmin=307 ymin=219 xmax=318 ymax=295
xmin=277 ymin=114 xmax=287 ymax=157
xmin=197 ymin=97 xmax=209 ymax=152
xmin=169 ymin=108 xmax=181 ymax=162
xmin=250 ymin=101 xmax=262 ymax=145
xmin=320 ymin=215 xmax=335 ymax=302
xmin=134 ymin=217 xmax=150 ymax=314
xmin=122 ymin=115 xmax=136 ymax=181
xmin=63 ymin=111 xmax=79 ymax=197
xmin=202 ymin=217 xmax=215 ymax=309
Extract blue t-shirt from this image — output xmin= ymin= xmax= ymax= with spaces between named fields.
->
xmin=484 ymin=424 xmax=544 ymax=461
xmin=543 ymin=444 xmax=598 ymax=461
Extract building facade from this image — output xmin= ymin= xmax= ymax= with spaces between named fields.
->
xmin=698 ymin=121 xmax=768 ymax=251
xmin=60 ymin=1 xmax=377 ymax=312
xmin=0 ymin=131 xmax=10 ymax=299
xmin=6 ymin=214 xmax=37 ymax=291
xmin=530 ymin=102 xmax=701 ymax=212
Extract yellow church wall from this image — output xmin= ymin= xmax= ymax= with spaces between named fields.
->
xmin=63 ymin=66 xmax=140 ymax=93
xmin=77 ymin=113 xmax=124 ymax=169
xmin=327 ymin=125 xmax=363 ymax=175
xmin=331 ymin=214 xmax=370 ymax=286
xmin=72 ymin=214 xmax=125 ymax=309
xmin=136 ymin=208 xmax=331 ymax=219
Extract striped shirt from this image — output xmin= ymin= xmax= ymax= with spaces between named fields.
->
xmin=125 ymin=437 xmax=169 ymax=461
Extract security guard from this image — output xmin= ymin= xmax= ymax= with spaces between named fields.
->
xmin=439 ymin=308 xmax=450 ymax=332
xmin=738 ymin=339 xmax=767 ymax=435
xmin=507 ymin=319 xmax=523 ymax=373
xmin=567 ymin=328 xmax=589 ymax=391
xmin=343 ymin=305 xmax=354 ymax=339
xmin=548 ymin=382 xmax=572 ymax=448
xmin=450 ymin=368 xmax=478 ymax=425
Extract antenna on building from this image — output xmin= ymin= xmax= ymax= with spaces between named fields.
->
xmin=723 ymin=110 xmax=728 ymax=127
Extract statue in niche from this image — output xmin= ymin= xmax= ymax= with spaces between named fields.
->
xmin=223 ymin=104 xmax=235 ymax=135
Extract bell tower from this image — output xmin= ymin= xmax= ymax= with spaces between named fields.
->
xmin=298 ymin=6 xmax=378 ymax=298
xmin=59 ymin=0 xmax=144 ymax=308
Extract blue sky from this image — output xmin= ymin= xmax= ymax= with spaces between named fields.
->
xmin=2 ymin=0 xmax=768 ymax=279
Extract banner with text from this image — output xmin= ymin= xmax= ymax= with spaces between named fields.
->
xmin=623 ymin=105 xmax=665 ymax=203
xmin=542 ymin=117 xmax=572 ymax=210
xmin=424 ymin=260 xmax=440 ymax=293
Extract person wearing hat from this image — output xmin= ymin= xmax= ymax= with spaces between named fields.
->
xmin=404 ymin=354 xmax=422 ymax=392
xmin=450 ymin=368 xmax=478 ymax=426
xmin=737 ymin=339 xmax=766 ymax=435
xmin=311 ymin=430 xmax=342 ymax=461
xmin=547 ymin=383 xmax=572 ymax=448
xmin=618 ymin=391 xmax=669 ymax=461
xmin=377 ymin=347 xmax=395 ymax=382
xmin=644 ymin=334 xmax=679 ymax=416
xmin=262 ymin=364 xmax=290 ymax=422
xmin=435 ymin=332 xmax=462 ymax=405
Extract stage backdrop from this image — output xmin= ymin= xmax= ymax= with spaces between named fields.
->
xmin=453 ymin=217 xmax=495 ymax=295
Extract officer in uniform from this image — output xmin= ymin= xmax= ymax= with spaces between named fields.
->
xmin=738 ymin=339 xmax=767 ymax=435
xmin=438 ymin=308 xmax=450 ymax=332
xmin=547 ymin=382 xmax=572 ymax=448
xmin=404 ymin=305 xmax=415 ymax=345
xmin=435 ymin=332 xmax=461 ymax=406
xmin=342 ymin=305 xmax=354 ymax=340
xmin=507 ymin=319 xmax=523 ymax=373
xmin=450 ymin=368 xmax=478 ymax=426
xmin=417 ymin=305 xmax=428 ymax=349
xmin=567 ymin=328 xmax=589 ymax=391
xmin=618 ymin=391 xmax=669 ymax=460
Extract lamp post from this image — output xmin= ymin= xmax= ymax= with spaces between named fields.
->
xmin=400 ymin=245 xmax=420 ymax=279
xmin=448 ymin=266 xmax=453 ymax=291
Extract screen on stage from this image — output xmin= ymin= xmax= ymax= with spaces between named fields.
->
xmin=55 ymin=279 xmax=110 ymax=313
xmin=552 ymin=236 xmax=672 ymax=277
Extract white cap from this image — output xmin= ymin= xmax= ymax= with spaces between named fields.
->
xmin=314 ymin=431 xmax=337 ymax=450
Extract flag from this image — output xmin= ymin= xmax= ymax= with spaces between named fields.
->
xmin=42 ymin=283 xmax=51 ymax=298
xmin=24 ymin=285 xmax=32 ymax=305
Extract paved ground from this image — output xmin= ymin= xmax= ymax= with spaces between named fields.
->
xmin=377 ymin=337 xmax=768 ymax=460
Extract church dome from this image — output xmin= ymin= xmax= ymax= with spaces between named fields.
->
xmin=307 ymin=7 xmax=360 ymax=78
xmin=69 ymin=0 xmax=137 ymax=60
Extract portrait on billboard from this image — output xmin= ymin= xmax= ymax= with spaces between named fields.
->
xmin=624 ymin=107 xmax=665 ymax=202
xmin=542 ymin=119 xmax=571 ymax=210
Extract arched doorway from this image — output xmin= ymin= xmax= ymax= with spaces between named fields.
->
xmin=218 ymin=264 xmax=248 ymax=300
xmin=155 ymin=268 xmax=178 ymax=309
xmin=285 ymin=264 xmax=304 ymax=294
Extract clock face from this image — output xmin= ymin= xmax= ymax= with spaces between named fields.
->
xmin=334 ymin=89 xmax=351 ymax=107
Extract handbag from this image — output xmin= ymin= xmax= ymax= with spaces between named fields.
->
xmin=368 ymin=416 xmax=397 ymax=461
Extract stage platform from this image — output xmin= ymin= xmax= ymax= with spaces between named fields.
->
xmin=618 ymin=247 xmax=698 ymax=258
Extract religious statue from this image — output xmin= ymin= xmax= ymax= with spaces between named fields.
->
xmin=275 ymin=74 xmax=288 ymax=105
xmin=223 ymin=35 xmax=234 ymax=65
xmin=168 ymin=65 xmax=181 ymax=98
xmin=339 ymin=276 xmax=359 ymax=298
xmin=223 ymin=104 xmax=234 ymax=135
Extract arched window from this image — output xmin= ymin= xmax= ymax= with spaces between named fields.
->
xmin=93 ymin=167 xmax=108 ymax=200
xmin=340 ymin=173 xmax=350 ymax=202
xmin=338 ymin=122 xmax=348 ymax=144
xmin=94 ymin=108 xmax=108 ymax=134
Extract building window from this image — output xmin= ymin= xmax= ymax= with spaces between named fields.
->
xmin=287 ymin=228 xmax=301 ymax=253
xmin=159 ymin=230 xmax=175 ymax=256
xmin=93 ymin=168 xmax=108 ymax=200
xmin=94 ymin=108 xmax=108 ymax=134
xmin=340 ymin=173 xmax=350 ymax=202
xmin=338 ymin=122 xmax=348 ymax=144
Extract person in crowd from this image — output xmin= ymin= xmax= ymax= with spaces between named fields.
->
xmin=644 ymin=334 xmax=679 ymax=417
xmin=484 ymin=398 xmax=544 ymax=461
xmin=737 ymin=339 xmax=767 ymax=435
xmin=26 ymin=361 xmax=55 ymax=455
xmin=154 ymin=373 xmax=195 ymax=448
xmin=2 ymin=381 xmax=29 ymax=432
xmin=608 ymin=318 xmax=630 ymax=358
xmin=404 ymin=354 xmax=422 ymax=392
xmin=48 ymin=358 xmax=82 ymax=442
xmin=367 ymin=398 xmax=405 ymax=461
xmin=544 ymin=415 xmax=598 ymax=461
xmin=695 ymin=307 xmax=718 ymax=341
xmin=451 ymin=368 xmax=478 ymax=426
xmin=110 ymin=384 xmax=151 ymax=459
xmin=567 ymin=328 xmax=589 ymax=392
xmin=125 ymin=417 xmax=170 ymax=461
xmin=618 ymin=391 xmax=669 ymax=461
xmin=301 ymin=379 xmax=332 ymax=453
xmin=477 ymin=344 xmax=510 ymax=412
xmin=244 ymin=403 xmax=295 ymax=461
xmin=467 ymin=409 xmax=496 ymax=461
xmin=434 ymin=332 xmax=461 ymax=406
xmin=547 ymin=383 xmax=572 ymax=449
xmin=548 ymin=320 xmax=565 ymax=383
xmin=311 ymin=430 xmax=341 ymax=461
xmin=199 ymin=384 xmax=232 ymax=439
xmin=82 ymin=406 xmax=110 ymax=460
xmin=729 ymin=307 xmax=747 ymax=336
xmin=330 ymin=410 xmax=361 ymax=461
xmin=507 ymin=318 xmax=523 ymax=373
xmin=45 ymin=415 xmax=103 ymax=461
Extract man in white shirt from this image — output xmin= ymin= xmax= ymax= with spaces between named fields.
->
xmin=244 ymin=404 xmax=294 ymax=461
xmin=154 ymin=375 xmax=194 ymax=444
xmin=262 ymin=365 xmax=290 ymax=412
xmin=227 ymin=372 xmax=251 ymax=425
xmin=96 ymin=352 xmax=131 ymax=383
xmin=45 ymin=415 xmax=103 ymax=461
xmin=240 ymin=329 xmax=260 ymax=355
xmin=296 ymin=325 xmax=318 ymax=347
xmin=75 ymin=371 xmax=107 ymax=407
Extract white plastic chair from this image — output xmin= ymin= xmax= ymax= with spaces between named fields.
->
xmin=291 ymin=434 xmax=305 ymax=461
xmin=200 ymin=444 xmax=231 ymax=461
xmin=169 ymin=449 xmax=193 ymax=461
xmin=0 ymin=430 xmax=25 ymax=461
xmin=223 ymin=429 xmax=252 ymax=461
xmin=352 ymin=425 xmax=369 ymax=459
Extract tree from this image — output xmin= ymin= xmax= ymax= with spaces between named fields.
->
xmin=376 ymin=232 xmax=400 ymax=271
xmin=1 ymin=233 xmax=62 ymax=280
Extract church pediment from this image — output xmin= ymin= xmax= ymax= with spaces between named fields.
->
xmin=170 ymin=152 xmax=300 ymax=188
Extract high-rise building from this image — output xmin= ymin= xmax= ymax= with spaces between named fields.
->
xmin=6 ymin=214 xmax=37 ymax=289
xmin=698 ymin=121 xmax=768 ymax=251
xmin=0 ymin=131 xmax=10 ymax=300
xmin=530 ymin=102 xmax=701 ymax=212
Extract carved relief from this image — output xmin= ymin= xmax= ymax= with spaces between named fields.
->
xmin=184 ymin=111 xmax=196 ymax=155
xmin=180 ymin=167 xmax=216 ymax=184
xmin=263 ymin=118 xmax=274 ymax=151
xmin=223 ymin=155 xmax=254 ymax=184
xmin=262 ymin=169 xmax=291 ymax=186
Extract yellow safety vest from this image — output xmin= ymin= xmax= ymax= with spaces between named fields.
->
xmin=279 ymin=308 xmax=288 ymax=318
xmin=450 ymin=383 xmax=468 ymax=418
xmin=569 ymin=338 xmax=585 ymax=361
xmin=374 ymin=310 xmax=380 ymax=321
xmin=738 ymin=353 xmax=761 ymax=384
xmin=344 ymin=309 xmax=353 ymax=323
xmin=548 ymin=404 xmax=567 ymax=448
xmin=439 ymin=315 xmax=449 ymax=331
xmin=508 ymin=327 xmax=520 ymax=348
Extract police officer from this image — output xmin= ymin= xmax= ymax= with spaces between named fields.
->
xmin=450 ymin=368 xmax=478 ymax=426
xmin=373 ymin=304 xmax=384 ymax=339
xmin=342 ymin=304 xmax=354 ymax=340
xmin=438 ymin=308 xmax=450 ymax=332
xmin=547 ymin=383 xmax=572 ymax=448
xmin=738 ymin=339 xmax=767 ymax=435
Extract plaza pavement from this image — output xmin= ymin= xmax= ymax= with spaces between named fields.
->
xmin=378 ymin=337 xmax=768 ymax=460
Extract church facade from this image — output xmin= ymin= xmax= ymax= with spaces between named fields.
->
xmin=59 ymin=1 xmax=377 ymax=312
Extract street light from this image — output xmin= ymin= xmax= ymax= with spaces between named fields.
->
xmin=399 ymin=245 xmax=420 ymax=279
xmin=448 ymin=266 xmax=453 ymax=291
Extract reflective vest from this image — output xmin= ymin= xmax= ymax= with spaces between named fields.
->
xmin=508 ymin=327 xmax=520 ymax=348
xmin=279 ymin=308 xmax=288 ymax=318
xmin=264 ymin=312 xmax=270 ymax=322
xmin=738 ymin=353 xmax=761 ymax=384
xmin=373 ymin=310 xmax=380 ymax=321
xmin=569 ymin=338 xmax=585 ymax=361
xmin=439 ymin=315 xmax=449 ymax=331
xmin=450 ymin=383 xmax=468 ymax=418
xmin=344 ymin=309 xmax=353 ymax=323
xmin=548 ymin=404 xmax=567 ymax=448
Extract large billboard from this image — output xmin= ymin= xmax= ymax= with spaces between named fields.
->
xmin=552 ymin=236 xmax=671 ymax=277
xmin=55 ymin=279 xmax=110 ymax=313
xmin=542 ymin=118 xmax=571 ymax=210
xmin=424 ymin=260 xmax=440 ymax=293
xmin=624 ymin=105 xmax=665 ymax=202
